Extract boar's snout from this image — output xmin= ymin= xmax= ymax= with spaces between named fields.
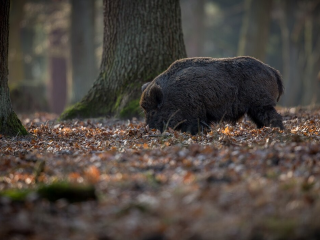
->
xmin=146 ymin=109 xmax=164 ymax=133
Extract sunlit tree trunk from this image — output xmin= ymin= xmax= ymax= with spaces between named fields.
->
xmin=70 ymin=0 xmax=97 ymax=104
xmin=0 ymin=1 xmax=28 ymax=136
xmin=238 ymin=0 xmax=273 ymax=61
xmin=60 ymin=0 xmax=186 ymax=120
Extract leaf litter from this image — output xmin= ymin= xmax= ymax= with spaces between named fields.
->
xmin=0 ymin=108 xmax=320 ymax=239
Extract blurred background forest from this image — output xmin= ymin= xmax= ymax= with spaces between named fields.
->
xmin=8 ymin=0 xmax=320 ymax=115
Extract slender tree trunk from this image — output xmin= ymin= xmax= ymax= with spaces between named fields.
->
xmin=8 ymin=0 xmax=25 ymax=85
xmin=278 ymin=1 xmax=302 ymax=106
xmin=48 ymin=27 xmax=68 ymax=114
xmin=21 ymin=25 xmax=35 ymax=82
xmin=302 ymin=17 xmax=314 ymax=105
xmin=70 ymin=0 xmax=97 ymax=104
xmin=238 ymin=0 xmax=273 ymax=61
xmin=182 ymin=0 xmax=205 ymax=57
xmin=0 ymin=1 xmax=28 ymax=136
xmin=302 ymin=2 xmax=320 ymax=105
xmin=278 ymin=0 xmax=320 ymax=106
xmin=61 ymin=0 xmax=186 ymax=120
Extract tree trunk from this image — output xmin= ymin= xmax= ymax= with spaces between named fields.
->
xmin=0 ymin=1 xmax=28 ymax=136
xmin=301 ymin=2 xmax=320 ymax=105
xmin=21 ymin=25 xmax=36 ymax=82
xmin=302 ymin=17 xmax=314 ymax=105
xmin=181 ymin=0 xmax=205 ymax=57
xmin=8 ymin=0 xmax=25 ymax=85
xmin=238 ymin=0 xmax=273 ymax=61
xmin=70 ymin=0 xmax=97 ymax=105
xmin=48 ymin=26 xmax=68 ymax=114
xmin=278 ymin=0 xmax=320 ymax=106
xmin=60 ymin=0 xmax=186 ymax=120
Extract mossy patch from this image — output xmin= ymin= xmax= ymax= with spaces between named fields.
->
xmin=59 ymin=73 xmax=153 ymax=121
xmin=113 ymin=93 xmax=124 ymax=112
xmin=37 ymin=182 xmax=97 ymax=202
xmin=60 ymin=100 xmax=110 ymax=120
xmin=119 ymin=99 xmax=143 ymax=119
xmin=0 ymin=111 xmax=28 ymax=136
xmin=0 ymin=182 xmax=97 ymax=203
xmin=0 ymin=189 xmax=32 ymax=202
xmin=59 ymin=102 xmax=90 ymax=120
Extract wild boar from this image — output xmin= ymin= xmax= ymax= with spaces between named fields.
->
xmin=140 ymin=56 xmax=285 ymax=135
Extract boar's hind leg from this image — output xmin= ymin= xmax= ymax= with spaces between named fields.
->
xmin=248 ymin=105 xmax=285 ymax=130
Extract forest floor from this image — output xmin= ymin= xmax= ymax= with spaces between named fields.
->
xmin=0 ymin=107 xmax=320 ymax=240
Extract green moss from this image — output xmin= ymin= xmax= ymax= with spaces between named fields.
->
xmin=0 ymin=189 xmax=32 ymax=202
xmin=59 ymin=102 xmax=89 ymax=120
xmin=113 ymin=93 xmax=123 ymax=112
xmin=59 ymin=72 xmax=153 ymax=121
xmin=37 ymin=182 xmax=97 ymax=202
xmin=60 ymin=100 xmax=109 ymax=120
xmin=0 ymin=182 xmax=97 ymax=203
xmin=0 ymin=111 xmax=28 ymax=136
xmin=119 ymin=99 xmax=142 ymax=119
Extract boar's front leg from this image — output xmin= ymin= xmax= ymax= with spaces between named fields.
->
xmin=179 ymin=119 xmax=209 ymax=135
xmin=248 ymin=105 xmax=285 ymax=130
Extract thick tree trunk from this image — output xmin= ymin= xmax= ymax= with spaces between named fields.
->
xmin=238 ymin=0 xmax=273 ymax=61
xmin=70 ymin=0 xmax=97 ymax=104
xmin=0 ymin=1 xmax=28 ymax=136
xmin=61 ymin=0 xmax=186 ymax=120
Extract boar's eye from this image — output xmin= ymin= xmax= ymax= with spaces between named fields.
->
xmin=150 ymin=110 xmax=157 ymax=117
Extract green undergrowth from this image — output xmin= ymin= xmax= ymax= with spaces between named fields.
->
xmin=0 ymin=182 xmax=97 ymax=203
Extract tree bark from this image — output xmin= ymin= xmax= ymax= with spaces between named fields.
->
xmin=0 ymin=1 xmax=28 ymax=136
xmin=70 ymin=0 xmax=97 ymax=104
xmin=238 ymin=0 xmax=273 ymax=61
xmin=60 ymin=0 xmax=186 ymax=120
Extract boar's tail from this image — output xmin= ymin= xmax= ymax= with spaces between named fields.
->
xmin=274 ymin=69 xmax=284 ymax=102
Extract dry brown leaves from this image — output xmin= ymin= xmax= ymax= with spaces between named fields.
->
xmin=0 ymin=108 xmax=320 ymax=240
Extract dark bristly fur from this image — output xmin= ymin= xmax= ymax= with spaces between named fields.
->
xmin=140 ymin=56 xmax=285 ymax=135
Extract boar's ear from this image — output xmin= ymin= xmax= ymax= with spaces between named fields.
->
xmin=141 ymin=82 xmax=150 ymax=92
xmin=149 ymin=85 xmax=163 ymax=109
